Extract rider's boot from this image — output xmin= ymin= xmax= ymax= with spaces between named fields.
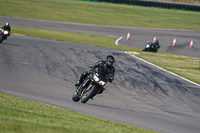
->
xmin=74 ymin=71 xmax=89 ymax=88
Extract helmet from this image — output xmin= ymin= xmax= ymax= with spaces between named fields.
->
xmin=105 ymin=55 xmax=115 ymax=66
xmin=5 ymin=22 xmax=9 ymax=27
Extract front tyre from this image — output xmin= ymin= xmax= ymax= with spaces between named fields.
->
xmin=81 ymin=85 xmax=97 ymax=103
xmin=72 ymin=90 xmax=80 ymax=102
xmin=0 ymin=34 xmax=3 ymax=43
xmin=154 ymin=49 xmax=158 ymax=53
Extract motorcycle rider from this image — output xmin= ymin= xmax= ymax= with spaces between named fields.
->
xmin=153 ymin=40 xmax=160 ymax=49
xmin=1 ymin=22 xmax=11 ymax=38
xmin=146 ymin=40 xmax=160 ymax=48
xmin=74 ymin=55 xmax=115 ymax=94
xmin=144 ymin=40 xmax=160 ymax=52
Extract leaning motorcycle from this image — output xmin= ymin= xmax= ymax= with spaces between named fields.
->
xmin=0 ymin=29 xmax=9 ymax=43
xmin=72 ymin=69 xmax=109 ymax=103
xmin=142 ymin=42 xmax=160 ymax=53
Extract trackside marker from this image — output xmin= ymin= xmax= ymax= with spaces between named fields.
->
xmin=127 ymin=51 xmax=140 ymax=55
xmin=13 ymin=33 xmax=25 ymax=36
xmin=189 ymin=39 xmax=193 ymax=48
xmin=172 ymin=38 xmax=176 ymax=46
xmin=126 ymin=32 xmax=130 ymax=40
xmin=153 ymin=36 xmax=156 ymax=43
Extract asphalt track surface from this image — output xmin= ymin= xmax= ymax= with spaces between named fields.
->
xmin=0 ymin=16 xmax=200 ymax=133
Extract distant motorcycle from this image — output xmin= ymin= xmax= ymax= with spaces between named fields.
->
xmin=72 ymin=69 xmax=109 ymax=103
xmin=0 ymin=29 xmax=10 ymax=43
xmin=143 ymin=41 xmax=160 ymax=53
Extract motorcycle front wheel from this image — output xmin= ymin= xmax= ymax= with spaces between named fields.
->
xmin=81 ymin=85 xmax=97 ymax=103
xmin=72 ymin=90 xmax=80 ymax=102
xmin=0 ymin=34 xmax=3 ymax=43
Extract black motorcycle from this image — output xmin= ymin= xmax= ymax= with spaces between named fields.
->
xmin=142 ymin=41 xmax=160 ymax=53
xmin=0 ymin=29 xmax=10 ymax=43
xmin=72 ymin=69 xmax=109 ymax=103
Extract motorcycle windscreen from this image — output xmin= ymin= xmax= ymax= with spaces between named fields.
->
xmin=146 ymin=44 xmax=150 ymax=48
xmin=97 ymin=66 xmax=110 ymax=82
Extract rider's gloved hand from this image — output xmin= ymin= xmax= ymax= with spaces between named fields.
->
xmin=89 ymin=65 xmax=94 ymax=68
xmin=89 ymin=65 xmax=95 ymax=71
xmin=109 ymin=77 xmax=114 ymax=83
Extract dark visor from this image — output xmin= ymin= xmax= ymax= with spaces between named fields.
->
xmin=108 ymin=61 xmax=114 ymax=65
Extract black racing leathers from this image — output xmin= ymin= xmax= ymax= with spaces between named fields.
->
xmin=75 ymin=60 xmax=115 ymax=87
xmin=90 ymin=60 xmax=115 ymax=83
xmin=152 ymin=40 xmax=160 ymax=49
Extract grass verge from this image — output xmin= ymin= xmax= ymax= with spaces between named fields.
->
xmin=10 ymin=25 xmax=141 ymax=51
xmin=0 ymin=92 xmax=158 ymax=133
xmin=0 ymin=0 xmax=200 ymax=30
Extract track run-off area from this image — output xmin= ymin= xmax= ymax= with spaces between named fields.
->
xmin=0 ymin=16 xmax=200 ymax=133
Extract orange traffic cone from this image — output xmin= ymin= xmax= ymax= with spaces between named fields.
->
xmin=172 ymin=38 xmax=176 ymax=46
xmin=153 ymin=36 xmax=156 ymax=43
xmin=189 ymin=39 xmax=193 ymax=47
xmin=126 ymin=32 xmax=130 ymax=40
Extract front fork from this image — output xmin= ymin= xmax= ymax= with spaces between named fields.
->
xmin=78 ymin=78 xmax=91 ymax=96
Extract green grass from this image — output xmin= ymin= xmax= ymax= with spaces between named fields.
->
xmin=0 ymin=92 xmax=158 ymax=133
xmin=10 ymin=26 xmax=141 ymax=51
xmin=0 ymin=0 xmax=200 ymax=30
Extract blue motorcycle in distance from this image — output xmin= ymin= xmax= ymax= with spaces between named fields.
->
xmin=143 ymin=40 xmax=160 ymax=53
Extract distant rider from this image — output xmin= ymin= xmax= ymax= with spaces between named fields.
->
xmin=153 ymin=40 xmax=160 ymax=49
xmin=74 ymin=55 xmax=115 ymax=94
xmin=1 ymin=22 xmax=11 ymax=38
xmin=147 ymin=40 xmax=160 ymax=49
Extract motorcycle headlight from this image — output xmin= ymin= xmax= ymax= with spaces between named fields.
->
xmin=99 ymin=81 xmax=106 ymax=85
xmin=146 ymin=44 xmax=150 ymax=48
xmin=4 ymin=31 xmax=8 ymax=34
xmin=93 ymin=74 xmax=99 ymax=81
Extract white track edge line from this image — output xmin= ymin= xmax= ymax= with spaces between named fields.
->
xmin=115 ymin=36 xmax=123 ymax=45
xmin=124 ymin=51 xmax=200 ymax=88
